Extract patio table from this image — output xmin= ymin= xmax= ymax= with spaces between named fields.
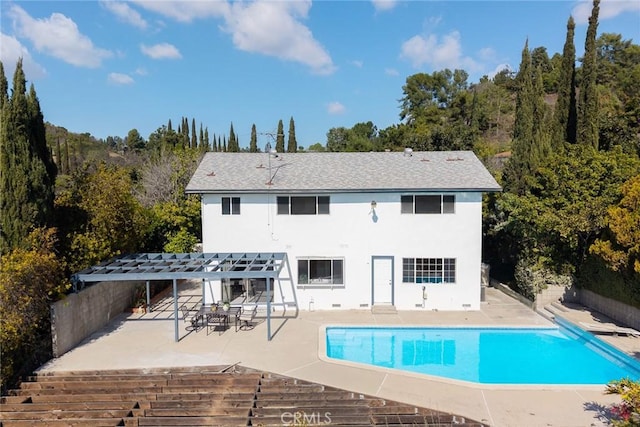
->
xmin=197 ymin=305 xmax=241 ymax=333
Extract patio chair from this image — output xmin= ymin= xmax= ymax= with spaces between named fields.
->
xmin=238 ymin=304 xmax=257 ymax=331
xmin=206 ymin=310 xmax=227 ymax=336
xmin=180 ymin=305 xmax=200 ymax=331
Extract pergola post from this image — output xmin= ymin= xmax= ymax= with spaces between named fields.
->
xmin=145 ymin=281 xmax=151 ymax=312
xmin=266 ymin=276 xmax=272 ymax=341
xmin=173 ymin=279 xmax=179 ymax=342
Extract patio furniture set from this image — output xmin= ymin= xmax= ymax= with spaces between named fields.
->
xmin=181 ymin=303 xmax=257 ymax=335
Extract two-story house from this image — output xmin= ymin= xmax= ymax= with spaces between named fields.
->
xmin=185 ymin=150 xmax=501 ymax=311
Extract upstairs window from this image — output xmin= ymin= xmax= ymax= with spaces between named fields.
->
xmin=277 ymin=196 xmax=330 ymax=215
xmin=401 ymin=195 xmax=455 ymax=214
xmin=222 ymin=197 xmax=240 ymax=215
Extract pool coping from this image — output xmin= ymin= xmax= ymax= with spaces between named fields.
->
xmin=317 ymin=323 xmax=621 ymax=391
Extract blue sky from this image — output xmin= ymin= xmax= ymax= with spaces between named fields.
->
xmin=1 ymin=1 xmax=639 ymax=149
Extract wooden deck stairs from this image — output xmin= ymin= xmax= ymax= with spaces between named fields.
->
xmin=0 ymin=365 xmax=485 ymax=426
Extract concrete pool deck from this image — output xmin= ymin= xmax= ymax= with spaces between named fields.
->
xmin=39 ymin=285 xmax=640 ymax=427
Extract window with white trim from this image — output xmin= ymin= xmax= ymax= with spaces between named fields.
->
xmin=277 ymin=196 xmax=330 ymax=215
xmin=297 ymin=258 xmax=344 ymax=287
xmin=402 ymin=258 xmax=456 ymax=284
xmin=401 ymin=195 xmax=455 ymax=214
xmin=222 ymin=197 xmax=240 ymax=215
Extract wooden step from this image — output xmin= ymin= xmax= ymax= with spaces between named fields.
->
xmin=136 ymin=416 xmax=247 ymax=426
xmin=0 ymin=402 xmax=139 ymax=412
xmin=0 ymin=418 xmax=126 ymax=426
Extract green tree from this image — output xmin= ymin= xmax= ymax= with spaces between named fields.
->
xmin=577 ymin=0 xmax=600 ymax=148
xmin=326 ymin=127 xmax=350 ymax=152
xmin=125 ymin=128 xmax=146 ymax=153
xmin=503 ymin=40 xmax=536 ymax=195
xmin=287 ymin=117 xmax=297 ymax=153
xmin=400 ymin=70 xmax=469 ymax=126
xmin=275 ymin=120 xmax=285 ymax=152
xmin=0 ymin=228 xmax=68 ymax=390
xmin=0 ymin=59 xmax=56 ymax=253
xmin=228 ymin=123 xmax=238 ymax=152
xmin=591 ymin=174 xmax=640 ymax=274
xmin=65 ymin=163 xmax=147 ymax=272
xmin=553 ymin=16 xmax=578 ymax=146
xmin=250 ymin=124 xmax=258 ymax=152
xmin=191 ymin=118 xmax=197 ymax=150
xmin=499 ymin=146 xmax=640 ymax=275
xmin=0 ymin=62 xmax=7 ymax=110
xmin=202 ymin=127 xmax=210 ymax=152
xmin=308 ymin=142 xmax=325 ymax=152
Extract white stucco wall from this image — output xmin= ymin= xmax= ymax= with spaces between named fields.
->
xmin=200 ymin=191 xmax=483 ymax=311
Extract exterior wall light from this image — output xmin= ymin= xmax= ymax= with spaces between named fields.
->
xmin=371 ymin=200 xmax=377 ymax=209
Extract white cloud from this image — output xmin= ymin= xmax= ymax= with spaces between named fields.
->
xmin=131 ymin=0 xmax=229 ymax=23
xmin=351 ymin=60 xmax=363 ymax=68
xmin=385 ymin=68 xmax=399 ymax=76
xmin=478 ymin=47 xmax=497 ymax=62
xmin=131 ymin=0 xmax=334 ymax=74
xmin=372 ymin=0 xmax=398 ymax=12
xmin=108 ymin=72 xmax=134 ymax=85
xmin=488 ymin=63 xmax=512 ymax=79
xmin=327 ymin=102 xmax=346 ymax=115
xmin=134 ymin=67 xmax=148 ymax=76
xmin=573 ymin=0 xmax=640 ymax=25
xmin=223 ymin=0 xmax=336 ymax=75
xmin=8 ymin=5 xmax=112 ymax=68
xmin=0 ymin=33 xmax=46 ymax=79
xmin=399 ymin=31 xmax=480 ymax=72
xmin=140 ymin=43 xmax=182 ymax=60
xmin=100 ymin=1 xmax=148 ymax=29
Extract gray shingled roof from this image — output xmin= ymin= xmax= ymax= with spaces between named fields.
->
xmin=185 ymin=151 xmax=502 ymax=194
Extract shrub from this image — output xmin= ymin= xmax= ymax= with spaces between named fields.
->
xmin=606 ymin=378 xmax=640 ymax=426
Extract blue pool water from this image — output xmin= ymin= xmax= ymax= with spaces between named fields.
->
xmin=325 ymin=322 xmax=640 ymax=384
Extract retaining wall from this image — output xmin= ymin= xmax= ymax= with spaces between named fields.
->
xmin=580 ymin=289 xmax=640 ymax=330
xmin=50 ymin=281 xmax=141 ymax=357
xmin=536 ymin=285 xmax=580 ymax=309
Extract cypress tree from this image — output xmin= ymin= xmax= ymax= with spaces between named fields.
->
xmin=0 ymin=59 xmax=56 ymax=252
xmin=577 ymin=0 xmax=600 ymax=149
xmin=191 ymin=118 xmax=197 ymax=150
xmin=0 ymin=62 xmax=7 ymax=109
xmin=198 ymin=123 xmax=204 ymax=147
xmin=228 ymin=123 xmax=238 ymax=152
xmin=554 ymin=16 xmax=577 ymax=146
xmin=55 ymin=136 xmax=62 ymax=172
xmin=222 ymin=136 xmax=227 ymax=152
xmin=64 ymin=138 xmax=71 ymax=173
xmin=532 ymin=66 xmax=551 ymax=163
xmin=167 ymin=119 xmax=173 ymax=132
xmin=202 ymin=127 xmax=210 ymax=152
xmin=287 ymin=117 xmax=297 ymax=153
xmin=0 ymin=61 xmax=10 ymax=251
xmin=27 ymin=84 xmax=57 ymax=226
xmin=275 ymin=119 xmax=285 ymax=152
xmin=250 ymin=124 xmax=258 ymax=153
xmin=504 ymin=40 xmax=535 ymax=195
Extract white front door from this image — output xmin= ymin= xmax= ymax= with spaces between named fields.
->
xmin=372 ymin=256 xmax=393 ymax=305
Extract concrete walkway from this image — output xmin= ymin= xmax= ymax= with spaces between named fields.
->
xmin=39 ymin=285 xmax=637 ymax=427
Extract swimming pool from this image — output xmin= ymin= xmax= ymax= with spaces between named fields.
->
xmin=325 ymin=322 xmax=640 ymax=385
